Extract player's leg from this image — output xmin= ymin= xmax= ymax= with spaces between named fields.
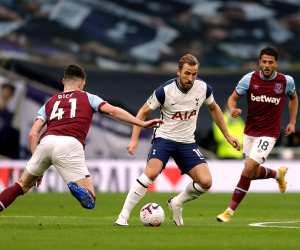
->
xmin=51 ymin=136 xmax=95 ymax=209
xmin=217 ymin=136 xmax=278 ymax=222
xmin=251 ymin=137 xmax=287 ymax=192
xmin=216 ymin=157 xmax=257 ymax=222
xmin=0 ymin=137 xmax=51 ymax=212
xmin=168 ymin=144 xmax=209 ymax=226
xmin=67 ymin=176 xmax=95 ymax=209
xmin=52 ymin=136 xmax=95 ymax=209
xmin=115 ymin=158 xmax=163 ymax=226
xmin=168 ymin=163 xmax=211 ymax=226
xmin=217 ymin=134 xmax=253 ymax=222
xmin=115 ymin=138 xmax=171 ymax=226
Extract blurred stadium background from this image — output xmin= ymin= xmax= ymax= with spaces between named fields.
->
xmin=0 ymin=0 xmax=299 ymax=193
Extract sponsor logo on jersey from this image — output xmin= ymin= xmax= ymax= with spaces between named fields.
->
xmin=171 ymin=110 xmax=197 ymax=120
xmin=251 ymin=93 xmax=281 ymax=105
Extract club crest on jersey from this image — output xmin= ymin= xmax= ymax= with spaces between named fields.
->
xmin=171 ymin=110 xmax=197 ymax=120
xmin=195 ymin=98 xmax=199 ymax=106
xmin=274 ymin=83 xmax=283 ymax=94
xmin=253 ymin=84 xmax=259 ymax=90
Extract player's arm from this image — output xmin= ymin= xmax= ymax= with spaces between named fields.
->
xmin=99 ymin=102 xmax=161 ymax=128
xmin=227 ymin=90 xmax=242 ymax=118
xmin=28 ymin=118 xmax=46 ymax=154
xmin=208 ymin=101 xmax=241 ymax=151
xmin=228 ymin=72 xmax=252 ymax=118
xmin=127 ymin=102 xmax=153 ymax=155
xmin=285 ymin=92 xmax=298 ymax=136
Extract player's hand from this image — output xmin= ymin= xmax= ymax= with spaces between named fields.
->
xmin=35 ymin=175 xmax=43 ymax=187
xmin=285 ymin=122 xmax=295 ymax=136
xmin=226 ymin=135 xmax=241 ymax=151
xmin=142 ymin=119 xmax=163 ymax=128
xmin=127 ymin=140 xmax=138 ymax=155
xmin=230 ymin=108 xmax=242 ymax=118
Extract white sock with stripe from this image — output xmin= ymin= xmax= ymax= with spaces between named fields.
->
xmin=118 ymin=173 xmax=153 ymax=220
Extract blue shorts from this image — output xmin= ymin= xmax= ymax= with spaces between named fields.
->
xmin=147 ymin=137 xmax=207 ymax=174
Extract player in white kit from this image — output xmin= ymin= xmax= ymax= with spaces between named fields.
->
xmin=115 ymin=53 xmax=241 ymax=226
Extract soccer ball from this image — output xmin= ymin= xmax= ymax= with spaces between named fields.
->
xmin=139 ymin=202 xmax=165 ymax=227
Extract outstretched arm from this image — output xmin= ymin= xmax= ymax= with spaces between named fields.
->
xmin=99 ymin=102 xmax=160 ymax=128
xmin=285 ymin=92 xmax=298 ymax=136
xmin=28 ymin=118 xmax=46 ymax=154
xmin=227 ymin=90 xmax=242 ymax=118
xmin=208 ymin=101 xmax=241 ymax=151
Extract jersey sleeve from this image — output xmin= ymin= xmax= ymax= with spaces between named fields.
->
xmin=235 ymin=72 xmax=253 ymax=95
xmin=147 ymin=86 xmax=165 ymax=110
xmin=87 ymin=92 xmax=105 ymax=111
xmin=285 ymin=75 xmax=296 ymax=98
xmin=37 ymin=104 xmax=47 ymax=121
xmin=204 ymin=84 xmax=214 ymax=105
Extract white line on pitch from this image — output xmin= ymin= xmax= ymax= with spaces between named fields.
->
xmin=0 ymin=215 xmax=114 ymax=219
xmin=249 ymin=220 xmax=300 ymax=229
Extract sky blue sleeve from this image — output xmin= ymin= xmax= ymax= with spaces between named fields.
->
xmin=37 ymin=105 xmax=47 ymax=121
xmin=87 ymin=93 xmax=105 ymax=111
xmin=235 ymin=72 xmax=253 ymax=95
xmin=285 ymin=75 xmax=296 ymax=97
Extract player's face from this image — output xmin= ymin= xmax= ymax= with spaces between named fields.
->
xmin=259 ymin=54 xmax=278 ymax=78
xmin=177 ymin=63 xmax=198 ymax=91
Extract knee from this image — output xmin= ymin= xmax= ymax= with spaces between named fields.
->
xmin=243 ymin=159 xmax=259 ymax=178
xmin=201 ymin=180 xmax=212 ymax=190
xmin=195 ymin=178 xmax=212 ymax=191
xmin=144 ymin=168 xmax=161 ymax=181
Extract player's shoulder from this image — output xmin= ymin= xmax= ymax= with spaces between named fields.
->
xmin=241 ymin=71 xmax=256 ymax=80
xmin=195 ymin=77 xmax=209 ymax=86
xmin=194 ymin=78 xmax=212 ymax=91
xmin=278 ymin=72 xmax=295 ymax=83
xmin=156 ymin=78 xmax=176 ymax=90
xmin=78 ymin=90 xmax=103 ymax=100
xmin=154 ymin=78 xmax=176 ymax=97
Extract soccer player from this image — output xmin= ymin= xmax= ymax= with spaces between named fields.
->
xmin=0 ymin=64 xmax=162 ymax=212
xmin=115 ymin=53 xmax=241 ymax=226
xmin=217 ymin=47 xmax=298 ymax=222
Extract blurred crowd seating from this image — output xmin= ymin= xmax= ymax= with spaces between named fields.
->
xmin=0 ymin=0 xmax=300 ymax=72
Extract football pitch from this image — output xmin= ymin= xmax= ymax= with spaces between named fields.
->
xmin=0 ymin=192 xmax=299 ymax=250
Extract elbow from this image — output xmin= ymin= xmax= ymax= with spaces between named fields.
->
xmin=107 ymin=106 xmax=118 ymax=117
xmin=28 ymin=131 xmax=38 ymax=143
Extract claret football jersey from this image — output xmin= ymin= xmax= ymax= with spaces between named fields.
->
xmin=37 ymin=90 xmax=105 ymax=146
xmin=236 ymin=71 xmax=295 ymax=138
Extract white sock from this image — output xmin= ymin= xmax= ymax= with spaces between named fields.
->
xmin=118 ymin=173 xmax=153 ymax=220
xmin=172 ymin=182 xmax=207 ymax=205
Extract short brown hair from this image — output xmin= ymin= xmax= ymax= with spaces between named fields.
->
xmin=178 ymin=53 xmax=199 ymax=69
xmin=64 ymin=64 xmax=86 ymax=80
xmin=259 ymin=47 xmax=279 ymax=61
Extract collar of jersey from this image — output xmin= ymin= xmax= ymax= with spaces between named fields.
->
xmin=259 ymin=70 xmax=277 ymax=81
xmin=175 ymin=78 xmax=192 ymax=94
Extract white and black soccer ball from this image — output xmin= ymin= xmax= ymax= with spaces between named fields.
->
xmin=139 ymin=202 xmax=165 ymax=227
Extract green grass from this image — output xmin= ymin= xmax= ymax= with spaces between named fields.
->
xmin=0 ymin=192 xmax=299 ymax=250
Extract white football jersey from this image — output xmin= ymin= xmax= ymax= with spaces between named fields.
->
xmin=147 ymin=78 xmax=214 ymax=143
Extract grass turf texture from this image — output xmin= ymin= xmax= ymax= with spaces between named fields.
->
xmin=0 ymin=193 xmax=299 ymax=250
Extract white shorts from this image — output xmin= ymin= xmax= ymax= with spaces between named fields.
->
xmin=243 ymin=134 xmax=277 ymax=164
xmin=26 ymin=135 xmax=90 ymax=183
